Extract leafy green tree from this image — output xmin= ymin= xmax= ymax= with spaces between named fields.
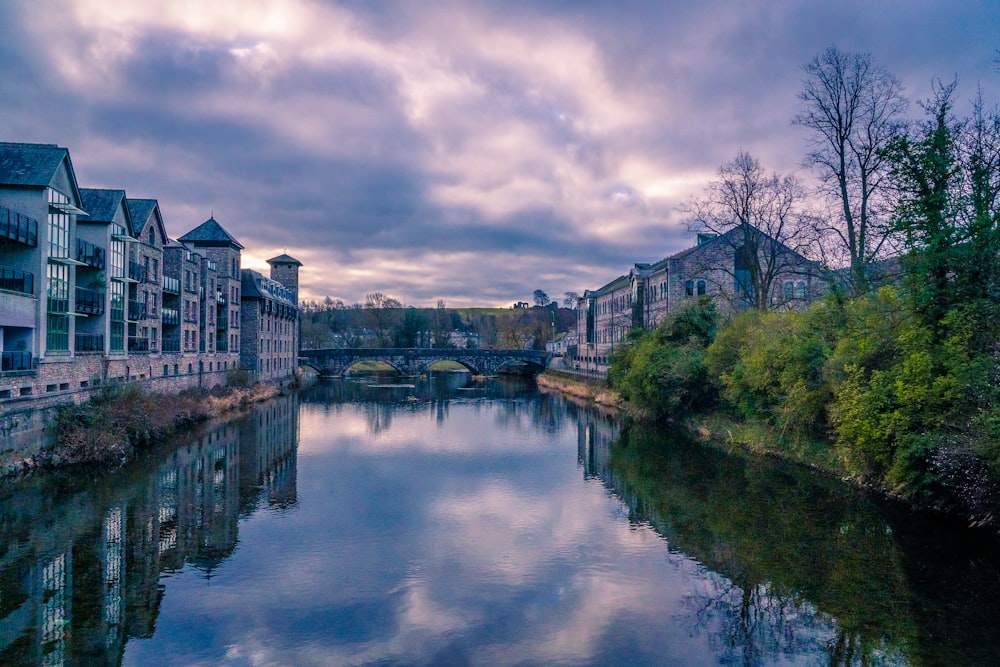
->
xmin=609 ymin=299 xmax=719 ymax=421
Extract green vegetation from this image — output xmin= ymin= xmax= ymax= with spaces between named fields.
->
xmin=610 ymin=80 xmax=1000 ymax=521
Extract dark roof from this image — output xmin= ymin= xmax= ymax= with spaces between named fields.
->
xmin=593 ymin=274 xmax=629 ymax=295
xmin=0 ymin=142 xmax=68 ymax=187
xmin=79 ymin=188 xmax=127 ymax=223
xmin=241 ymin=268 xmax=297 ymax=307
xmin=178 ymin=216 xmax=244 ymax=249
xmin=126 ymin=198 xmax=158 ymax=234
xmin=0 ymin=142 xmax=83 ymax=204
xmin=267 ymin=253 xmax=302 ymax=266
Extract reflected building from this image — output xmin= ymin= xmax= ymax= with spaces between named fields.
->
xmin=0 ymin=395 xmax=299 ymax=665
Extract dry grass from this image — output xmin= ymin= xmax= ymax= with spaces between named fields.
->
xmin=536 ymin=372 xmax=624 ymax=410
xmin=33 ymin=382 xmax=281 ymax=473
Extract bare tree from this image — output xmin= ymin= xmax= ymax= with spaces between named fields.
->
xmin=562 ymin=291 xmax=580 ymax=309
xmin=682 ymin=151 xmax=817 ymax=312
xmin=794 ymin=47 xmax=908 ymax=294
xmin=364 ymin=292 xmax=402 ymax=346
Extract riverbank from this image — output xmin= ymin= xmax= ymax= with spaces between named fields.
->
xmin=539 ymin=369 xmax=1000 ymax=531
xmin=536 ymin=370 xmax=623 ymax=410
xmin=4 ymin=378 xmax=294 ymax=478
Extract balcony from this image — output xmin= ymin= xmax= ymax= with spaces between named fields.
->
xmin=47 ymin=295 xmax=69 ymax=314
xmin=128 ymin=261 xmax=147 ymax=283
xmin=128 ymin=299 xmax=147 ymax=321
xmin=216 ymin=290 xmax=227 ymax=305
xmin=0 ymin=265 xmax=33 ymax=295
xmin=162 ymin=337 xmax=181 ymax=353
xmin=162 ymin=308 xmax=180 ymax=326
xmin=76 ymin=239 xmax=106 ymax=269
xmin=163 ymin=275 xmax=180 ymax=294
xmin=0 ymin=205 xmax=38 ymax=247
xmin=128 ymin=336 xmax=151 ymax=353
xmin=75 ymin=286 xmax=105 ymax=316
xmin=75 ymin=332 xmax=104 ymax=353
xmin=215 ymin=337 xmax=229 ymax=353
xmin=1 ymin=351 xmax=32 ymax=372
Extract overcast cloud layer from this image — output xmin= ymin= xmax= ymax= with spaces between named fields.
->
xmin=2 ymin=0 xmax=998 ymax=305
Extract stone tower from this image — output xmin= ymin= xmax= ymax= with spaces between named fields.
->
xmin=266 ymin=253 xmax=302 ymax=303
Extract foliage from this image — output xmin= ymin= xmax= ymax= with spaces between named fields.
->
xmin=609 ymin=298 xmax=718 ymax=421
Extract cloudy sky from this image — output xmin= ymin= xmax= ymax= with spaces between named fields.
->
xmin=2 ymin=1 xmax=998 ymax=306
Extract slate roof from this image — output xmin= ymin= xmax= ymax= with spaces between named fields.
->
xmin=79 ymin=188 xmax=127 ymax=224
xmin=178 ymin=216 xmax=244 ymax=249
xmin=0 ymin=142 xmax=69 ymax=187
xmin=241 ymin=268 xmax=297 ymax=307
xmin=126 ymin=198 xmax=158 ymax=234
xmin=0 ymin=142 xmax=83 ymax=205
xmin=267 ymin=253 xmax=302 ymax=266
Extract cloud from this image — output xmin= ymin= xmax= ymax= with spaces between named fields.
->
xmin=3 ymin=0 xmax=999 ymax=304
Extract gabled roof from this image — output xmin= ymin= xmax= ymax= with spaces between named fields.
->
xmin=267 ymin=253 xmax=302 ymax=266
xmin=126 ymin=198 xmax=157 ymax=233
xmin=178 ymin=216 xmax=244 ymax=249
xmin=79 ymin=188 xmax=124 ymax=222
xmin=0 ymin=142 xmax=84 ymax=205
xmin=127 ymin=198 xmax=170 ymax=245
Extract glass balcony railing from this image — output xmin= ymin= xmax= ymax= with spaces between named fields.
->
xmin=128 ymin=261 xmax=147 ymax=283
xmin=162 ymin=338 xmax=181 ymax=352
xmin=162 ymin=276 xmax=180 ymax=294
xmin=76 ymin=239 xmax=106 ymax=269
xmin=75 ymin=332 xmax=104 ymax=353
xmin=1 ymin=351 xmax=33 ymax=371
xmin=0 ymin=205 xmax=38 ymax=247
xmin=127 ymin=299 xmax=147 ymax=321
xmin=75 ymin=286 xmax=105 ymax=316
xmin=128 ymin=336 xmax=151 ymax=353
xmin=0 ymin=265 xmax=33 ymax=295
xmin=161 ymin=308 xmax=180 ymax=326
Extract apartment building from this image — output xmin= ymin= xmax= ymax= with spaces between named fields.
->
xmin=0 ymin=142 xmax=302 ymax=418
xmin=576 ymin=227 xmax=823 ymax=371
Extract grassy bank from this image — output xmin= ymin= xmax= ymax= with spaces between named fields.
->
xmin=537 ymin=371 xmax=623 ymax=410
xmin=19 ymin=380 xmax=284 ymax=475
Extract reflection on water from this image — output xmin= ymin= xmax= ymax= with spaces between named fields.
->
xmin=0 ymin=396 xmax=298 ymax=666
xmin=1 ymin=378 xmax=999 ymax=665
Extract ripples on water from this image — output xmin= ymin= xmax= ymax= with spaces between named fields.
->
xmin=0 ymin=373 xmax=998 ymax=666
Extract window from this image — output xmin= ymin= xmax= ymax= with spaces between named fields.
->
xmin=783 ymin=281 xmax=794 ymax=299
xmin=795 ymin=282 xmax=807 ymax=300
xmin=697 ymin=280 xmax=706 ymax=296
xmin=47 ymin=189 xmax=71 ymax=259
xmin=684 ymin=280 xmax=694 ymax=297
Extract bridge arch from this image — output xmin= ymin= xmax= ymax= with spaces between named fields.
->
xmin=299 ymin=348 xmax=548 ymax=378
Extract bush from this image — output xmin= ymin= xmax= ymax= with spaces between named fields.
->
xmin=610 ymin=299 xmax=718 ymax=421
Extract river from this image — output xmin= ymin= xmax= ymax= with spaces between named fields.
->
xmin=0 ymin=373 xmax=998 ymax=666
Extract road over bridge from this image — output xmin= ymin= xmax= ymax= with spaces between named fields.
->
xmin=300 ymin=348 xmax=550 ymax=377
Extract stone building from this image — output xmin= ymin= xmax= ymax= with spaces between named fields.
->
xmin=240 ymin=254 xmax=301 ymax=381
xmin=126 ymin=198 xmax=169 ymax=353
xmin=0 ymin=141 xmax=302 ymax=421
xmin=576 ymin=226 xmax=824 ymax=372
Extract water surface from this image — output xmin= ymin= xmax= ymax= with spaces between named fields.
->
xmin=1 ymin=374 xmax=998 ymax=665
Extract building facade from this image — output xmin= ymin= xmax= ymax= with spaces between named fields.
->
xmin=0 ymin=142 xmax=302 ymax=419
xmin=576 ymin=227 xmax=824 ymax=372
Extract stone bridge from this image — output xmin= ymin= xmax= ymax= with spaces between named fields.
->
xmin=299 ymin=348 xmax=550 ymax=377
